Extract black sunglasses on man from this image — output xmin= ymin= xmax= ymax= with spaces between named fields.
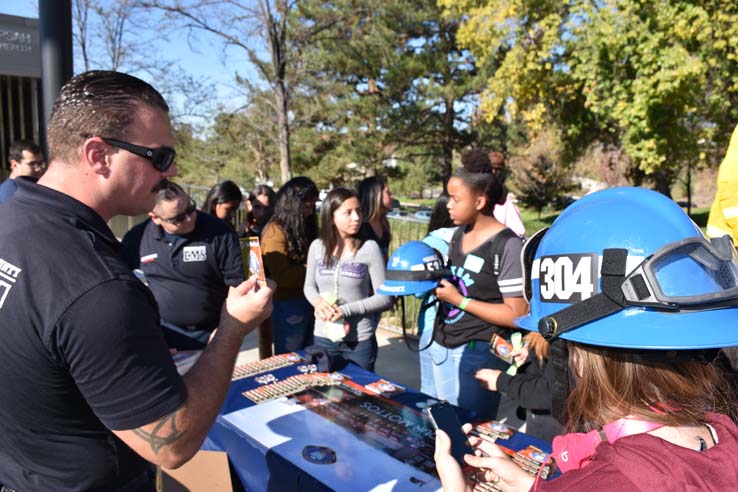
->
xmin=158 ymin=198 xmax=197 ymax=226
xmin=102 ymin=137 xmax=176 ymax=172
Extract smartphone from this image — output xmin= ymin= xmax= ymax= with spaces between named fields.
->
xmin=427 ymin=401 xmax=474 ymax=467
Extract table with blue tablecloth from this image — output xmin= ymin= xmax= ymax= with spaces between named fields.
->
xmin=200 ymin=351 xmax=552 ymax=492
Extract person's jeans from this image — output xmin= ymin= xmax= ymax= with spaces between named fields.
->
xmin=426 ymin=339 xmax=508 ymax=420
xmin=313 ymin=335 xmax=378 ymax=372
xmin=272 ymin=298 xmax=314 ymax=354
xmin=418 ymin=321 xmax=437 ymax=398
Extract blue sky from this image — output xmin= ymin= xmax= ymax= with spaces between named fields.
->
xmin=1 ymin=1 xmax=249 ymax=116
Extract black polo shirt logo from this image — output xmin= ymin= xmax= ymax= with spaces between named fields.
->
xmin=0 ymin=258 xmax=21 ymax=308
xmin=141 ymin=253 xmax=158 ymax=264
xmin=183 ymin=246 xmax=207 ymax=262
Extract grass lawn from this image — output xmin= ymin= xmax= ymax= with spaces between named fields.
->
xmin=398 ymin=197 xmax=438 ymax=208
xmin=519 ymin=207 xmax=559 ymax=233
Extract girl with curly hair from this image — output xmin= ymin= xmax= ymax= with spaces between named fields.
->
xmin=262 ymin=177 xmax=319 ymax=353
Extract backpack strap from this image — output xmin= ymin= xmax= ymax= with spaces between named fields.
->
xmin=489 ymin=228 xmax=517 ymax=276
xmin=449 ymin=226 xmax=465 ymax=258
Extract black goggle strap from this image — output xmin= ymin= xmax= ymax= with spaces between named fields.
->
xmin=549 ymin=337 xmax=570 ymax=426
xmin=384 ymin=269 xmax=452 ymax=281
xmin=401 ymin=296 xmax=409 ymax=349
xmin=710 ymin=234 xmax=736 ymax=260
xmin=400 ymin=294 xmax=439 ymax=353
xmin=538 ymin=248 xmax=629 ymax=341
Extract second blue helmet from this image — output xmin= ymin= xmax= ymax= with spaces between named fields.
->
xmin=377 ymin=241 xmax=450 ymax=296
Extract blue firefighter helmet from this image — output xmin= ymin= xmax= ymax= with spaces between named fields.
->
xmin=377 ymin=241 xmax=450 ymax=296
xmin=516 ymin=187 xmax=738 ymax=350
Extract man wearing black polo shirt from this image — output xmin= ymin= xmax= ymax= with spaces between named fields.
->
xmin=121 ymin=182 xmax=245 ymax=350
xmin=0 ymin=71 xmax=273 ymax=492
xmin=0 ymin=140 xmax=45 ymax=204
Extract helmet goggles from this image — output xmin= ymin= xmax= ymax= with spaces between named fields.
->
xmin=521 ymin=229 xmax=738 ymax=340
xmin=621 ymin=235 xmax=738 ymax=310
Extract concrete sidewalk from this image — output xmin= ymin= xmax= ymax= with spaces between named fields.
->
xmin=238 ymin=327 xmax=421 ymax=389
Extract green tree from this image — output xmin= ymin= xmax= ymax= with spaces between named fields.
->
xmin=512 ymin=131 xmax=577 ymax=218
xmin=393 ymin=153 xmax=441 ymax=199
xmin=569 ymin=2 xmax=710 ymax=195
xmin=292 ymin=0 xmax=481 ymax=189
xmin=172 ymin=122 xmax=233 ymax=186
xmin=174 ymin=95 xmax=283 ymax=190
xmin=441 ymin=0 xmax=738 ymax=195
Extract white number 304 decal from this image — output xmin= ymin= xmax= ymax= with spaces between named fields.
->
xmin=538 ymin=254 xmax=597 ymax=302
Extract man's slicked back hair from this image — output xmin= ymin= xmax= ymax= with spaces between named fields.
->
xmin=47 ymin=70 xmax=169 ymax=165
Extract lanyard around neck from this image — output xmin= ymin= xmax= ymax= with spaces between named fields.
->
xmin=552 ymin=416 xmax=664 ymax=473
xmin=333 ymin=257 xmax=341 ymax=301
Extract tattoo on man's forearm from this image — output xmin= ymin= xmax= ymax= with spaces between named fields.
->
xmin=132 ymin=410 xmax=186 ymax=454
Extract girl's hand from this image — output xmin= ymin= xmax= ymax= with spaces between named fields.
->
xmin=325 ymin=308 xmax=343 ymax=323
xmin=474 ymin=368 xmax=502 ymax=392
xmin=464 ymin=435 xmax=536 ymax=492
xmin=434 ymin=430 xmax=473 ymax=492
xmin=510 ymin=345 xmax=529 ymax=366
xmin=435 ymin=279 xmax=463 ymax=306
xmin=314 ymin=299 xmax=340 ymax=321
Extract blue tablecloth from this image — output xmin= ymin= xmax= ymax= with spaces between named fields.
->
xmin=204 ymin=353 xmax=552 ymax=492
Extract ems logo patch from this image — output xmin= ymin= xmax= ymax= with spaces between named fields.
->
xmin=183 ymin=246 xmax=207 ymax=262
xmin=536 ymin=253 xmax=597 ymax=303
